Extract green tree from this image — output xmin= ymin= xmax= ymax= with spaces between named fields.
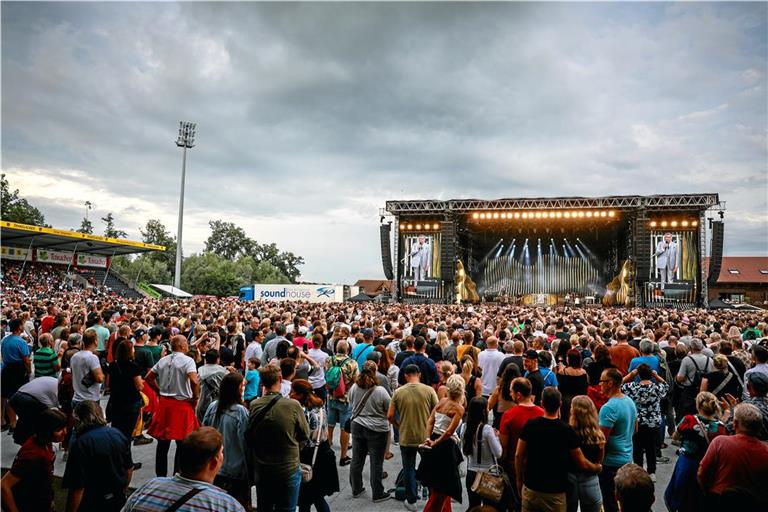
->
xmin=204 ymin=220 xmax=255 ymax=260
xmin=0 ymin=174 xmax=47 ymax=226
xmin=102 ymin=212 xmax=127 ymax=239
xmin=140 ymin=219 xmax=176 ymax=271
xmin=180 ymin=253 xmax=241 ymax=296
xmin=76 ymin=218 xmax=94 ymax=234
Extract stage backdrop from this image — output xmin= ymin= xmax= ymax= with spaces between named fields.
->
xmin=401 ymin=233 xmax=442 ymax=281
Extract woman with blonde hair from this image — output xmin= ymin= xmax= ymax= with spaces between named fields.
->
xmin=460 ymin=355 xmax=483 ymax=407
xmin=417 ymin=374 xmax=466 ymax=511
xmin=437 ymin=360 xmax=456 ymax=400
xmin=566 ymin=396 xmax=605 ymax=512
xmin=664 ymin=391 xmax=725 ymax=512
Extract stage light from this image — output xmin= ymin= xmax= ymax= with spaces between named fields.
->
xmin=535 ymin=212 xmax=542 ymax=219
xmin=512 ymin=212 xmax=519 ymax=219
xmin=660 ymin=221 xmax=668 ymax=227
xmin=415 ymin=224 xmax=422 ymax=230
xmin=407 ymin=224 xmax=413 ymax=229
xmin=578 ymin=211 xmax=585 ymax=218
xmin=433 ymin=223 xmax=439 ymax=230
xmin=671 ymin=221 xmax=678 ymax=227
xmin=600 ymin=211 xmax=607 ymax=217
xmin=586 ymin=211 xmax=593 ymax=218
xmin=522 ymin=212 xmax=528 ymax=219
xmin=564 ymin=212 xmax=571 ymax=218
xmin=608 ymin=211 xmax=616 ymax=217
xmin=681 ymin=220 xmax=689 ymax=227
xmin=692 ymin=220 xmax=698 ymax=227
xmin=400 ymin=224 xmax=405 ymax=230
xmin=472 ymin=213 xmax=479 ymax=219
xmin=556 ymin=211 xmax=562 ymax=218
xmin=650 ymin=221 xmax=657 ymax=228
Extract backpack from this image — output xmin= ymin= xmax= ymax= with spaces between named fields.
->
xmin=686 ymin=355 xmax=710 ymax=388
xmin=326 ymin=357 xmax=348 ymax=399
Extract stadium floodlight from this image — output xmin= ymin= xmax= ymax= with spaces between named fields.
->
xmin=174 ymin=121 xmax=196 ymax=289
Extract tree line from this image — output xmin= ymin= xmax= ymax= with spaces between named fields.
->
xmin=0 ymin=174 xmax=303 ymax=296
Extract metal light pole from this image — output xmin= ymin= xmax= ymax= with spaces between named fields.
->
xmin=175 ymin=121 xmax=196 ymax=289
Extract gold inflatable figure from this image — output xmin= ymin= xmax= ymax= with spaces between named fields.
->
xmin=603 ymin=259 xmax=634 ymax=307
xmin=455 ymin=260 xmax=479 ymax=304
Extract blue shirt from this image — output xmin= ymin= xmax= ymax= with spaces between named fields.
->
xmin=1 ymin=335 xmax=30 ymax=369
xmin=628 ymin=355 xmax=660 ymax=379
xmin=397 ymin=353 xmax=439 ymax=386
xmin=351 ymin=343 xmax=374 ymax=368
xmin=244 ymin=369 xmax=261 ymax=401
xmin=599 ymin=395 xmax=638 ymax=467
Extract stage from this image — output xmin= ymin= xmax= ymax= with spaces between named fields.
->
xmin=381 ymin=194 xmax=723 ymax=307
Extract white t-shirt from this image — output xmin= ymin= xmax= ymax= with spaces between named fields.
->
xmin=152 ymin=352 xmax=197 ymax=400
xmin=308 ymin=348 xmax=328 ymax=389
xmin=71 ymin=350 xmax=102 ymax=402
xmin=478 ymin=348 xmax=506 ymax=396
xmin=280 ymin=379 xmax=292 ymax=397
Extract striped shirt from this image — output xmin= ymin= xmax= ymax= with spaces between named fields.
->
xmin=33 ymin=347 xmax=58 ymax=377
xmin=122 ymin=475 xmax=244 ymax=512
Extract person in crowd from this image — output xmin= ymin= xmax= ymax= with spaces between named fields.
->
xmin=389 ymin=364 xmax=439 ymax=511
xmin=499 ymin=377 xmax=544 ymax=487
xmin=398 ymin=336 xmax=439 ymax=386
xmin=461 ymin=356 xmax=484 ymax=406
xmin=556 ymin=348 xmax=588 ymax=422
xmin=351 ymin=328 xmax=376 ymax=367
xmin=324 ymin=340 xmax=358 ymax=467
xmin=202 ymin=372 xmax=250 ymax=510
xmin=0 ymin=409 xmax=67 ymax=512
xmin=307 ymin=333 xmax=329 ymax=401
xmin=33 ymin=333 xmax=60 ymax=378
xmin=522 ymin=349 xmax=547 ymax=405
xmin=720 ymin=370 xmax=768 ymax=440
xmin=145 ymin=335 xmax=200 ymax=477
xmin=291 ymin=379 xmax=339 ymax=512
xmin=675 ymin=338 xmax=712 ymax=417
xmin=244 ymin=357 xmax=261 ymax=404
xmin=8 ymin=375 xmax=58 ymax=446
xmin=664 ymin=391 xmax=725 ymax=512
xmin=62 ymin=400 xmax=134 ymax=511
xmin=436 ymin=360 xmax=456 ymax=400
xmin=697 ymin=403 xmax=768 ymax=509
xmin=70 ymin=329 xmax=104 ymax=409
xmin=261 ymin=323 xmax=289 ymax=365
xmin=700 ymin=354 xmax=741 ymax=400
xmin=122 ymin=427 xmax=244 ymax=512
xmin=614 ymin=464 xmax=655 ymax=512
xmin=515 ymin=387 xmax=603 ymax=512
xmin=744 ymin=344 xmax=768 ymax=380
xmin=348 ymin=361 xmax=392 ymax=503
xmin=620 ymin=364 xmax=668 ymax=482
xmin=417 ymin=374 xmax=466 ymax=512
xmin=608 ymin=330 xmax=639 ymax=375
xmin=1 ymin=319 xmax=32 ymax=434
xmin=462 ymin=396 xmax=504 ymax=511
xmin=597 ymin=368 xmax=638 ymax=512
xmin=488 ymin=363 xmax=519 ymax=429
xmin=478 ymin=336 xmax=506 ymax=398
xmin=106 ymin=340 xmax=144 ymax=446
xmin=627 ymin=339 xmax=660 ymax=377
xmin=197 ymin=348 xmax=229 ymax=421
xmin=566 ymin=396 xmax=606 ymax=512
xmin=246 ymin=364 xmax=310 ymax=512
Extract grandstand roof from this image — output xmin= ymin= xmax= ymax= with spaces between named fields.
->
xmin=1 ymin=221 xmax=165 ymax=256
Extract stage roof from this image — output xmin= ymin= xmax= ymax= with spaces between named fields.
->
xmin=385 ymin=193 xmax=720 ymax=214
xmin=1 ymin=221 xmax=165 ymax=256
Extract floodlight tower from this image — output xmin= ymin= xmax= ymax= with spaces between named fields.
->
xmin=174 ymin=121 xmax=196 ymax=289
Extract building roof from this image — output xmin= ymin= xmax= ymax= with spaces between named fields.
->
xmin=354 ymin=279 xmax=393 ymax=296
xmin=703 ymin=256 xmax=768 ymax=284
xmin=1 ymin=221 xmax=165 ymax=256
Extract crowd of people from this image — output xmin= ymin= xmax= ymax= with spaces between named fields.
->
xmin=1 ymin=288 xmax=768 ymax=512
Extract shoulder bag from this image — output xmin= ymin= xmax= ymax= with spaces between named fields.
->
xmin=300 ymin=408 xmax=325 ymax=483
xmin=471 ymin=452 xmax=507 ymax=503
xmin=344 ymin=386 xmax=376 ymax=433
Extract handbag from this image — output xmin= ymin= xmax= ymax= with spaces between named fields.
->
xmin=300 ymin=408 xmax=324 ymax=483
xmin=471 ymin=456 xmax=507 ymax=503
xmin=344 ymin=386 xmax=375 ymax=433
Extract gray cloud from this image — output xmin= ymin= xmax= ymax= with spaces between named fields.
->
xmin=2 ymin=2 xmax=766 ymax=283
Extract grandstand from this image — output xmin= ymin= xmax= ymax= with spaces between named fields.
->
xmin=1 ymin=220 xmax=165 ymax=299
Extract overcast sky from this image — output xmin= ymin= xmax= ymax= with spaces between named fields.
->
xmin=3 ymin=2 xmax=766 ymax=284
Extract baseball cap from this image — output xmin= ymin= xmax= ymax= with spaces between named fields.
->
xmin=524 ymin=349 xmax=538 ymax=359
xmin=366 ymin=351 xmax=381 ymax=362
xmin=133 ymin=328 xmax=147 ymax=338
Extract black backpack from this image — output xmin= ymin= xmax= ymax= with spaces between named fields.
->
xmin=686 ymin=355 xmax=710 ymax=388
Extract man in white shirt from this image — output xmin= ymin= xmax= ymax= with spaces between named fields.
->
xmin=70 ymin=330 xmax=105 ymax=405
xmin=478 ymin=336 xmax=507 ymax=396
